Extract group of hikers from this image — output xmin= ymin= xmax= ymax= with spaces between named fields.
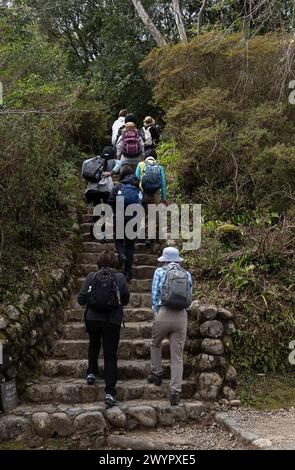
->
xmin=78 ymin=109 xmax=192 ymax=408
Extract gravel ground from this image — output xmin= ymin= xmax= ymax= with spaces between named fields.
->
xmin=107 ymin=419 xmax=253 ymax=450
xmin=226 ymin=407 xmax=295 ymax=450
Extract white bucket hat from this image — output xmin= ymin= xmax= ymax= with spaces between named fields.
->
xmin=158 ymin=247 xmax=183 ymax=263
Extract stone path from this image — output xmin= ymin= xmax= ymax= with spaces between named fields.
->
xmin=223 ymin=407 xmax=295 ymax=450
xmin=107 ymin=419 xmax=253 ymax=450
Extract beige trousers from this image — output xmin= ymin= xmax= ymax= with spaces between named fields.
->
xmin=150 ymin=307 xmax=187 ymax=393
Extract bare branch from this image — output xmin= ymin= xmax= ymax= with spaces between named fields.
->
xmin=172 ymin=0 xmax=187 ymax=43
xmin=197 ymin=0 xmax=208 ymax=35
xmin=130 ymin=0 xmax=167 ymax=47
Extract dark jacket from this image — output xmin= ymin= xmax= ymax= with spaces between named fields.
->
xmin=108 ymin=174 xmax=140 ymax=210
xmin=77 ymin=270 xmax=130 ymax=325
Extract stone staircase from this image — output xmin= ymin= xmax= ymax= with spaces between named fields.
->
xmin=0 ymin=213 xmax=208 ymax=449
xmin=25 ymin=216 xmax=196 ymax=404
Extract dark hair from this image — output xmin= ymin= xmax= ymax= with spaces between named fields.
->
xmin=120 ymin=165 xmax=135 ymax=180
xmin=102 ymin=146 xmax=115 ymax=159
xmin=97 ymin=250 xmax=119 ymax=269
xmin=119 ymin=109 xmax=128 ymax=117
xmin=125 ymin=113 xmax=136 ymax=125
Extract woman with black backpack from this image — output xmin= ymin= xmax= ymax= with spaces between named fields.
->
xmin=77 ymin=250 xmax=130 ymax=407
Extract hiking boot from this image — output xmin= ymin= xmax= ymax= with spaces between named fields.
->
xmin=118 ymin=254 xmax=127 ymax=268
xmin=147 ymin=373 xmax=162 ymax=386
xmin=105 ymin=394 xmax=117 ymax=408
xmin=170 ymin=391 xmax=180 ymax=406
xmin=87 ymin=374 xmax=96 ymax=386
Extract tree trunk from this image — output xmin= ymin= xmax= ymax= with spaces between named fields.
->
xmin=197 ymin=0 xmax=208 ymax=35
xmin=172 ymin=0 xmax=187 ymax=43
xmin=130 ymin=0 xmax=167 ymax=47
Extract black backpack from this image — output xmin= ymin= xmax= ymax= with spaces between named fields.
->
xmin=87 ymin=269 xmax=120 ymax=312
xmin=82 ymin=156 xmax=105 ymax=183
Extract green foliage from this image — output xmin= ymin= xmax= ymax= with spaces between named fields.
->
xmin=0 ymin=9 xmax=108 ymax=303
xmin=218 ymin=224 xmax=243 ymax=245
xmin=143 ymin=32 xmax=295 ymax=373
xmin=142 ymin=32 xmax=295 ymax=214
xmin=238 ymin=372 xmax=295 ymax=410
xmin=187 ymin=216 xmax=295 ymax=372
xmin=156 ymin=141 xmax=184 ymax=202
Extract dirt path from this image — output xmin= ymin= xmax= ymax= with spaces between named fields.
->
xmin=226 ymin=407 xmax=295 ymax=450
xmin=107 ymin=420 xmax=253 ymax=450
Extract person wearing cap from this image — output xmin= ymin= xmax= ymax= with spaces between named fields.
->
xmin=142 ymin=116 xmax=160 ymax=158
xmin=112 ymin=109 xmax=128 ymax=147
xmin=116 ymin=121 xmax=145 ymax=171
xmin=149 ymin=247 xmax=192 ymax=406
xmin=83 ymin=146 xmax=121 ymax=240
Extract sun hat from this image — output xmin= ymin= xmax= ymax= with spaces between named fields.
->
xmin=143 ymin=116 xmax=155 ymax=126
xmin=157 ymin=247 xmax=183 ymax=263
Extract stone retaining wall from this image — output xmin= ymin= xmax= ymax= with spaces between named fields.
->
xmin=186 ymin=301 xmax=237 ymax=403
xmin=0 ymin=215 xmax=81 ymax=396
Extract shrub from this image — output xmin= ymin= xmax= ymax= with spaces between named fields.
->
xmin=142 ymin=32 xmax=295 ymax=214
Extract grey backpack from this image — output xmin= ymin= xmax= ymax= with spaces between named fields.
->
xmin=160 ymin=265 xmax=192 ymax=311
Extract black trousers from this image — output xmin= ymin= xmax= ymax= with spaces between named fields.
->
xmin=115 ymin=237 xmax=135 ymax=275
xmin=85 ymin=191 xmax=110 ymax=235
xmin=86 ymin=320 xmax=121 ymax=397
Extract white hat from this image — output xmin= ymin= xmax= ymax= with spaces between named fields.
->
xmin=158 ymin=247 xmax=183 ymax=263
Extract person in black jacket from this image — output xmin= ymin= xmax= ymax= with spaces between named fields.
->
xmin=77 ymin=250 xmax=130 ymax=407
xmin=108 ymin=166 xmax=142 ymax=282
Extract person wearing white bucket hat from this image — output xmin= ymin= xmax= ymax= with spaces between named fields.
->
xmin=149 ymin=247 xmax=192 ymax=406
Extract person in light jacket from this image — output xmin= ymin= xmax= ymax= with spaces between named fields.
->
xmin=112 ymin=109 xmax=128 ymax=147
xmin=116 ymin=122 xmax=145 ymax=171
xmin=149 ymin=247 xmax=192 ymax=407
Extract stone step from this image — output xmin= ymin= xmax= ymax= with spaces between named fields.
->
xmin=80 ymin=214 xmax=94 ymax=224
xmin=80 ymin=223 xmax=151 ymax=237
xmin=76 ymin=277 xmax=152 ymax=292
xmin=81 ymin=241 xmax=152 ymax=254
xmin=63 ymin=322 xmax=152 ymax=340
xmin=77 ymin=253 xmax=159 ymax=266
xmin=52 ymin=339 xmax=168 ymax=360
xmin=70 ymin=292 xmax=152 ymax=310
xmin=66 ymin=307 xmax=153 ymax=323
xmin=78 ymin=264 xmax=155 ymax=279
xmin=0 ymin=400 xmax=208 ymax=446
xmin=42 ymin=359 xmax=192 ymax=380
xmin=25 ymin=379 xmax=196 ymax=404
xmin=84 ymin=232 xmax=144 ymax=242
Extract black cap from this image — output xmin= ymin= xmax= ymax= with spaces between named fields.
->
xmin=125 ymin=113 xmax=137 ymax=125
